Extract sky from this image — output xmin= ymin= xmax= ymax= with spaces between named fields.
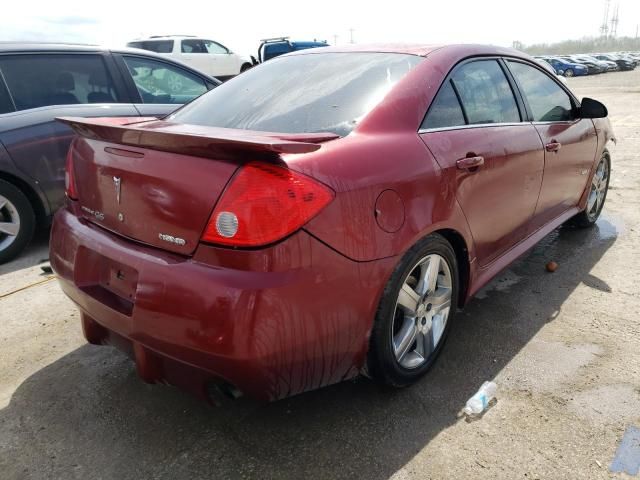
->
xmin=2 ymin=0 xmax=639 ymax=58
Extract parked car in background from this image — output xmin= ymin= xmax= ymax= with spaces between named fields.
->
xmin=613 ymin=52 xmax=639 ymax=66
xmin=572 ymin=54 xmax=616 ymax=72
xmin=540 ymin=56 xmax=588 ymax=77
xmin=51 ymin=44 xmax=613 ymax=402
xmin=594 ymin=53 xmax=636 ymax=71
xmin=127 ymin=36 xmax=252 ymax=80
xmin=0 ymin=42 xmax=219 ymax=263
xmin=560 ymin=56 xmax=604 ymax=75
xmin=536 ymin=58 xmax=568 ymax=84
xmin=253 ymin=37 xmax=328 ymax=63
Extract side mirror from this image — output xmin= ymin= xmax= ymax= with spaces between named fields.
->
xmin=579 ymin=97 xmax=608 ymax=118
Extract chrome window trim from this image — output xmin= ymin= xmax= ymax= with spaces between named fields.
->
xmin=531 ymin=119 xmax=581 ymax=126
xmin=419 ymin=122 xmax=529 ymax=134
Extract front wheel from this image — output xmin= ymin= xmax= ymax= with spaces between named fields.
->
xmin=569 ymin=152 xmax=610 ymax=228
xmin=565 ymin=68 xmax=574 ymax=77
xmin=367 ymin=234 xmax=459 ymax=388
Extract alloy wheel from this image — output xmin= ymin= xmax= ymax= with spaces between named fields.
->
xmin=392 ymin=254 xmax=452 ymax=369
xmin=0 ymin=194 xmax=21 ymax=252
xmin=586 ymin=157 xmax=609 ymax=221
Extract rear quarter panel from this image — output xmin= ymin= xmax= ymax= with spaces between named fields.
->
xmin=288 ymin=132 xmax=475 ymax=263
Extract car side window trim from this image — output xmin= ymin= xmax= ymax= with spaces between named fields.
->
xmin=449 ymin=79 xmax=469 ymax=125
xmin=504 ymin=58 xmax=581 ymax=124
xmin=419 ymin=56 xmax=526 ymax=133
xmin=497 ymin=57 xmax=528 ymax=122
xmin=419 ymin=122 xmax=530 ymax=134
xmin=0 ymin=68 xmax=16 ymax=114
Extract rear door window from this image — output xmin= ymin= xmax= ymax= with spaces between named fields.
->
xmin=0 ymin=54 xmax=121 ymax=111
xmin=181 ymin=40 xmax=208 ymax=53
xmin=507 ymin=61 xmax=574 ymax=122
xmin=422 ymin=80 xmax=465 ymax=129
xmin=122 ymin=56 xmax=208 ymax=104
xmin=451 ymin=60 xmax=520 ymax=125
xmin=127 ymin=40 xmax=174 ymax=54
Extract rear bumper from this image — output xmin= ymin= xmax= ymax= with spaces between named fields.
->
xmin=50 ymin=207 xmax=395 ymax=401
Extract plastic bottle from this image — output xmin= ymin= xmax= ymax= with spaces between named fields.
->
xmin=463 ymin=381 xmax=497 ymax=417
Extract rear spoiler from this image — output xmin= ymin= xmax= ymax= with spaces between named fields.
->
xmin=57 ymin=117 xmax=339 ymax=159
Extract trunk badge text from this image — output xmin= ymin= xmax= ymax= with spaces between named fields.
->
xmin=81 ymin=206 xmax=105 ymax=221
xmin=113 ymin=176 xmax=122 ymax=204
xmin=159 ymin=233 xmax=187 ymax=246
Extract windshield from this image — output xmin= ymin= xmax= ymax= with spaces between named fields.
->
xmin=168 ymin=52 xmax=423 ymax=136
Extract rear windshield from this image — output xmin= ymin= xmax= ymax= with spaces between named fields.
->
xmin=168 ymin=52 xmax=423 ymax=136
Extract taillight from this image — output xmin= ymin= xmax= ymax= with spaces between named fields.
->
xmin=65 ymin=140 xmax=78 ymax=200
xmin=201 ymin=162 xmax=334 ymax=247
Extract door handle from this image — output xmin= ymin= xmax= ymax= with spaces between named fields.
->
xmin=545 ymin=141 xmax=562 ymax=153
xmin=456 ymin=156 xmax=484 ymax=170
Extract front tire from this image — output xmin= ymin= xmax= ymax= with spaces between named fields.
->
xmin=367 ymin=234 xmax=459 ymax=388
xmin=569 ymin=151 xmax=610 ymax=228
xmin=565 ymin=68 xmax=574 ymax=77
xmin=0 ymin=179 xmax=35 ymax=264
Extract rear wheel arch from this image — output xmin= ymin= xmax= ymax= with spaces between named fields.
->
xmin=0 ymin=171 xmax=48 ymax=224
xmin=434 ymin=228 xmax=470 ymax=308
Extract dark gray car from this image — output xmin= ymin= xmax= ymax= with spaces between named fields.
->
xmin=0 ymin=42 xmax=220 ymax=263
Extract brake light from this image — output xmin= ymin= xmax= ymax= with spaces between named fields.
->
xmin=65 ymin=140 xmax=78 ymax=200
xmin=201 ymin=162 xmax=334 ymax=247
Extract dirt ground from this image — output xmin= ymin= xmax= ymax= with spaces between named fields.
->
xmin=1 ymin=69 xmax=639 ymax=480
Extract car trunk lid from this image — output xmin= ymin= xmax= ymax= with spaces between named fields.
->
xmin=59 ymin=116 xmax=336 ymax=255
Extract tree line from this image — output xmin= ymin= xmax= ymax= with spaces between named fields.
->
xmin=518 ymin=36 xmax=640 ymax=55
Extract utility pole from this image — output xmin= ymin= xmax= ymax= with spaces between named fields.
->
xmin=610 ymin=3 xmax=619 ymax=38
xmin=600 ymin=0 xmax=610 ymax=38
xmin=349 ymin=28 xmax=355 ymax=44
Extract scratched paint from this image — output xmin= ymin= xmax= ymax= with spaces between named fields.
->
xmin=610 ymin=425 xmax=640 ymax=476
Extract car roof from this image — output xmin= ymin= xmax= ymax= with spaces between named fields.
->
xmin=0 ymin=42 xmax=107 ymax=53
xmin=128 ymin=36 xmax=195 ymax=41
xmin=285 ymin=43 xmax=531 ymax=59
xmin=0 ymin=41 xmax=161 ymax=56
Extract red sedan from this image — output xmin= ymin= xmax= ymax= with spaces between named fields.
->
xmin=50 ymin=44 xmax=614 ymax=402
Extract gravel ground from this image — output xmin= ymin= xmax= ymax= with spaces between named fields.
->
xmin=0 ymin=69 xmax=639 ymax=480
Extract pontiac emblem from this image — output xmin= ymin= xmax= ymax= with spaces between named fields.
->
xmin=113 ymin=176 xmax=122 ymax=204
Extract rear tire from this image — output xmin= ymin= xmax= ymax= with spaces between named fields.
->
xmin=367 ymin=234 xmax=459 ymax=388
xmin=568 ymin=151 xmax=610 ymax=228
xmin=240 ymin=63 xmax=253 ymax=73
xmin=0 ymin=179 xmax=35 ymax=264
